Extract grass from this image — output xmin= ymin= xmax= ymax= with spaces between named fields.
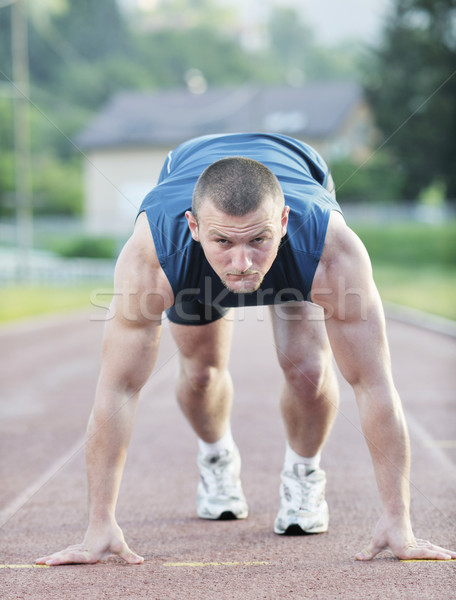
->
xmin=370 ymin=264 xmax=456 ymax=321
xmin=351 ymin=220 xmax=456 ymax=321
xmin=351 ymin=221 xmax=456 ymax=267
xmin=1 ymin=221 xmax=455 ymax=324
xmin=0 ymin=285 xmax=111 ymax=324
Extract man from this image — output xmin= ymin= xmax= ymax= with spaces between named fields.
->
xmin=37 ymin=133 xmax=455 ymax=565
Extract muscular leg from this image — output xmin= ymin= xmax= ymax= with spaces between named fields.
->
xmin=270 ymin=302 xmax=339 ymax=457
xmin=169 ymin=316 xmax=234 ymax=443
xmin=170 ymin=315 xmax=247 ymax=520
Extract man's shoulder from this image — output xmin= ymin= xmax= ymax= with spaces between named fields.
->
xmin=132 ymin=212 xmax=162 ymax=266
xmin=319 ymin=212 xmax=358 ymax=264
xmin=312 ymin=212 xmax=372 ymax=293
xmin=120 ymin=213 xmax=174 ymax=300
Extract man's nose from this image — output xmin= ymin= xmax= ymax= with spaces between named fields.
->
xmin=231 ymin=246 xmax=253 ymax=273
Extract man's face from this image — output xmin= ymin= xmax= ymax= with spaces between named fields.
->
xmin=186 ymin=197 xmax=289 ymax=294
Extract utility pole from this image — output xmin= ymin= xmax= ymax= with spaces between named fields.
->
xmin=11 ymin=0 xmax=33 ymax=281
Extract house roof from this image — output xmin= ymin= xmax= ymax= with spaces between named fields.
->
xmin=76 ymin=81 xmax=363 ymax=150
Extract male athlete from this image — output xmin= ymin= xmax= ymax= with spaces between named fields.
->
xmin=37 ymin=133 xmax=455 ymax=565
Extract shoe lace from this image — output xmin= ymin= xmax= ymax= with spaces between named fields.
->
xmin=289 ymin=466 xmax=322 ymax=512
xmin=206 ymin=452 xmax=236 ymax=497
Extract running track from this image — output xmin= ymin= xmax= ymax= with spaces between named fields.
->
xmin=0 ymin=307 xmax=455 ymax=599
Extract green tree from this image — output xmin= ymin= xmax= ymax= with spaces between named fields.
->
xmin=143 ymin=0 xmax=236 ymax=30
xmin=29 ymin=0 xmax=138 ymax=106
xmin=0 ymin=4 xmax=12 ymax=83
xmin=0 ymin=99 xmax=15 ymax=217
xmin=268 ymin=6 xmax=315 ymax=68
xmin=135 ymin=27 xmax=256 ymax=89
xmin=51 ymin=0 xmax=131 ymax=63
xmin=365 ymin=0 xmax=456 ymax=201
xmin=329 ymin=152 xmax=405 ymax=204
xmin=266 ymin=6 xmax=362 ymax=84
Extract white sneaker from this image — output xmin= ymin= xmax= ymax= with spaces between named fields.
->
xmin=274 ymin=465 xmax=329 ymax=534
xmin=197 ymin=445 xmax=248 ymax=520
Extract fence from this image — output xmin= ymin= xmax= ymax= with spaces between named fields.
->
xmin=1 ymin=203 xmax=455 ymax=286
xmin=0 ymin=248 xmax=115 ymax=286
xmin=0 ymin=218 xmax=118 ymax=286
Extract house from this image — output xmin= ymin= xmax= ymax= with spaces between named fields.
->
xmin=76 ymin=82 xmax=375 ymax=236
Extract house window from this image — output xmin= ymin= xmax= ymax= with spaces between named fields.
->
xmin=263 ymin=111 xmax=308 ymax=134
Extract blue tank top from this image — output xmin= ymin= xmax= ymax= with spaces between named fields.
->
xmin=138 ymin=133 xmax=342 ymax=307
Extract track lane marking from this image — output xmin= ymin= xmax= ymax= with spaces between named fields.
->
xmin=423 ymin=440 xmax=456 ymax=449
xmin=0 ymin=437 xmax=85 ymax=529
xmin=0 ymin=347 xmax=177 ymax=530
xmin=405 ymin=412 xmax=455 ymax=473
xmin=400 ymin=559 xmax=455 ymax=563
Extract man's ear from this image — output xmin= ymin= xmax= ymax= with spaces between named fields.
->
xmin=281 ymin=205 xmax=290 ymax=237
xmin=185 ymin=210 xmax=200 ymax=242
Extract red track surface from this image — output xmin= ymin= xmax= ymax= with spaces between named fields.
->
xmin=1 ymin=309 xmax=455 ymax=599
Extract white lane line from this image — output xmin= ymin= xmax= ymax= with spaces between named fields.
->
xmin=424 ymin=440 xmax=456 ymax=449
xmin=384 ymin=302 xmax=456 ymax=339
xmin=0 ymin=437 xmax=85 ymax=529
xmin=405 ymin=411 xmax=456 ymax=474
xmin=0 ymin=343 xmax=179 ymax=530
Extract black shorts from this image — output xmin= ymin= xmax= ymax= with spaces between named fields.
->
xmin=166 ymin=300 xmax=231 ymax=326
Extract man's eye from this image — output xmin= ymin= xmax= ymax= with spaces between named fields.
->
xmin=252 ymin=237 xmax=264 ymax=244
xmin=216 ymin=239 xmax=230 ymax=245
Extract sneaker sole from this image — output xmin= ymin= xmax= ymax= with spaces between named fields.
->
xmin=274 ymin=522 xmax=328 ymax=535
xmin=198 ymin=507 xmax=248 ymax=520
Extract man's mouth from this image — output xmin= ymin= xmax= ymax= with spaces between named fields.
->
xmin=226 ymin=271 xmax=258 ymax=278
xmin=222 ymin=271 xmax=262 ymax=293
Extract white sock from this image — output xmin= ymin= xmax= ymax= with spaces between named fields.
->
xmin=198 ymin=427 xmax=235 ymax=457
xmin=284 ymin=442 xmax=321 ymax=473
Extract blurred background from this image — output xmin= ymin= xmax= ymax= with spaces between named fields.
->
xmin=0 ymin=0 xmax=455 ymax=322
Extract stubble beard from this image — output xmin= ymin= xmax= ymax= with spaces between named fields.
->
xmin=221 ymin=271 xmax=264 ymax=294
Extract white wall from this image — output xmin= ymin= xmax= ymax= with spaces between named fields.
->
xmin=83 ymin=147 xmax=170 ymax=236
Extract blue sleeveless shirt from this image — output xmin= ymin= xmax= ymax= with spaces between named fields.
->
xmin=138 ymin=133 xmax=342 ymax=307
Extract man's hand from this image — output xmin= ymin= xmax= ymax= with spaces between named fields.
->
xmin=356 ymin=513 xmax=456 ymax=561
xmin=35 ymin=522 xmax=144 ymax=566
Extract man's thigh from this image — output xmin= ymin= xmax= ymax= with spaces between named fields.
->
xmin=169 ymin=312 xmax=234 ymax=368
xmin=269 ymin=301 xmax=331 ymax=361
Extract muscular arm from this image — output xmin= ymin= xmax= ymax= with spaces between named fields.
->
xmin=37 ymin=213 xmax=174 ymax=565
xmin=311 ymin=212 xmax=455 ymax=560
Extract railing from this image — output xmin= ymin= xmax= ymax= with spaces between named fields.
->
xmin=0 ymin=248 xmax=115 ymax=285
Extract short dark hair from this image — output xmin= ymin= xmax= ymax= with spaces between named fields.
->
xmin=192 ymin=156 xmax=284 ymax=219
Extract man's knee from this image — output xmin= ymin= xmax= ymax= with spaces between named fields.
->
xmin=180 ymin=361 xmax=223 ymax=393
xmin=278 ymin=351 xmax=331 ymax=397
